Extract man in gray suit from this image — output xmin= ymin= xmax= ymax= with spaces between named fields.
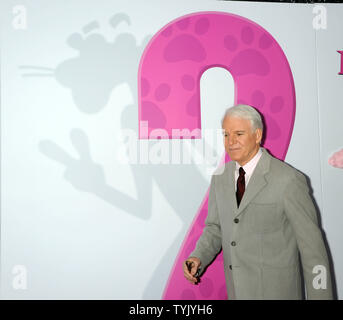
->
xmin=183 ymin=105 xmax=333 ymax=299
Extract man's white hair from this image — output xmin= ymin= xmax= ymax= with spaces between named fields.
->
xmin=221 ymin=104 xmax=263 ymax=132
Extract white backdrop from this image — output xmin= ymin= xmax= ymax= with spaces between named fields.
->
xmin=1 ymin=0 xmax=342 ymax=299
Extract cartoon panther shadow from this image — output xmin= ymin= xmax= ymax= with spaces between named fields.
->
xmin=20 ymin=13 xmax=217 ymax=299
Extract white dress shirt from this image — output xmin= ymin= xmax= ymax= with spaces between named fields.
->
xmin=234 ymin=148 xmax=262 ymax=191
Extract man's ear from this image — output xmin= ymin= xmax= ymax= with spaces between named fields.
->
xmin=255 ymin=128 xmax=263 ymax=144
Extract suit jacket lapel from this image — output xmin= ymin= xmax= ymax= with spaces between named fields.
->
xmin=234 ymin=148 xmax=271 ymax=218
xmin=221 ymin=160 xmax=238 ymax=215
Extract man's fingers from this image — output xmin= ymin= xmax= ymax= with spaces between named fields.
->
xmin=186 ymin=261 xmax=194 ymax=272
xmin=183 ymin=260 xmax=199 ymax=284
xmin=183 ymin=261 xmax=193 ymax=276
xmin=183 ymin=270 xmax=197 ymax=284
xmin=183 ymin=262 xmax=195 ymax=277
xmin=191 ymin=265 xmax=198 ymax=276
xmin=185 ymin=260 xmax=198 ymax=275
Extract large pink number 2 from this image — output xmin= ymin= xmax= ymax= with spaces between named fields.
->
xmin=138 ymin=12 xmax=296 ymax=300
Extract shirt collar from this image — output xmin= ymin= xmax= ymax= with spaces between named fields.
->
xmin=235 ymin=147 xmax=262 ymax=173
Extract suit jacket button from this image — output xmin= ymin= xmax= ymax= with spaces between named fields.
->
xmin=234 ymin=218 xmax=239 ymax=223
xmin=231 ymin=241 xmax=236 ymax=246
xmin=229 ymin=265 xmax=232 ymax=270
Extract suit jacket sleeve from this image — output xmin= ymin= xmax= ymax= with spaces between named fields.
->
xmin=188 ymin=174 xmax=222 ymax=276
xmin=283 ymin=170 xmax=333 ymax=299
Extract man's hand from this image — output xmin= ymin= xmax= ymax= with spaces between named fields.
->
xmin=183 ymin=257 xmax=201 ymax=284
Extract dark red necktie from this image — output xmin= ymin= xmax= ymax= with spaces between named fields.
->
xmin=236 ymin=167 xmax=246 ymax=207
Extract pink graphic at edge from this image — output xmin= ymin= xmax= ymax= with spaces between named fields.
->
xmin=329 ymin=149 xmax=343 ymax=168
xmin=138 ymin=12 xmax=296 ymax=299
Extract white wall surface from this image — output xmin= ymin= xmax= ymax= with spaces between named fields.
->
xmin=1 ymin=0 xmax=342 ymax=299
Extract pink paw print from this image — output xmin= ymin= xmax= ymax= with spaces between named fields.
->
xmin=161 ymin=16 xmax=209 ymax=63
xmin=329 ymin=149 xmax=343 ymax=168
xmin=224 ymin=25 xmax=272 ymax=77
xmin=141 ymin=78 xmax=170 ymax=129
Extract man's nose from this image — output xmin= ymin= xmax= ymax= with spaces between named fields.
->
xmin=228 ymin=135 xmax=236 ymax=145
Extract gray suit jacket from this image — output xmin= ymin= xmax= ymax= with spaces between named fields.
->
xmin=190 ymin=148 xmax=333 ymax=299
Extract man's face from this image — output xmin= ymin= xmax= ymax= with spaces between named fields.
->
xmin=222 ymin=116 xmax=262 ymax=166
